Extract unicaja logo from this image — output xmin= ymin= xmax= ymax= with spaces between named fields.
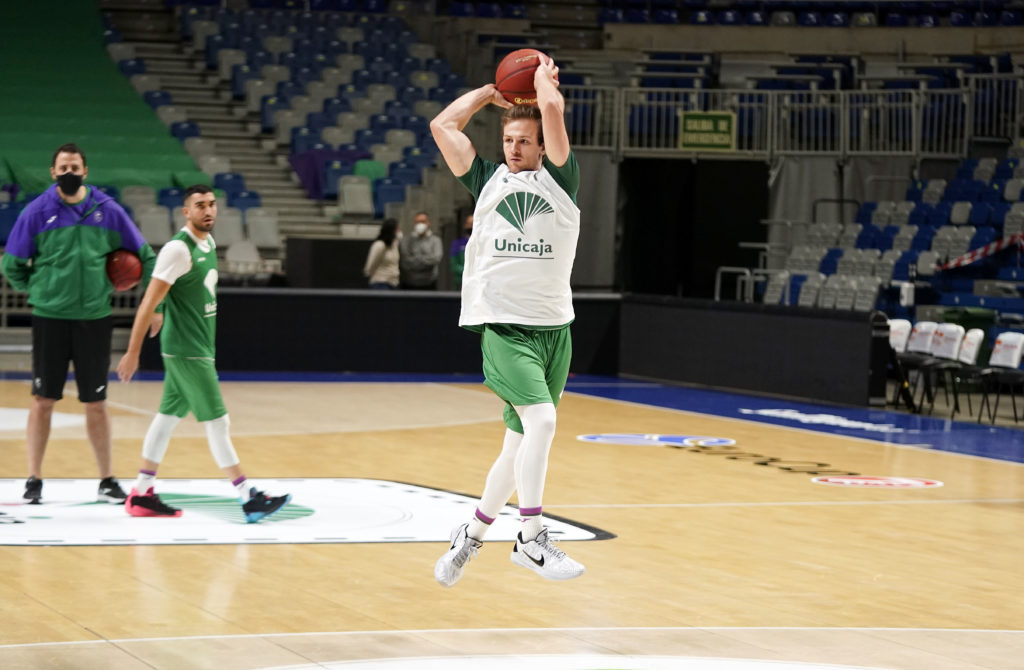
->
xmin=496 ymin=192 xmax=553 ymax=234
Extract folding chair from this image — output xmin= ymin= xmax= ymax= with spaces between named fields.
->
xmin=978 ymin=332 xmax=1024 ymax=423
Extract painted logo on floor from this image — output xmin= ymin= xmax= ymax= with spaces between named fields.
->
xmin=577 ymin=434 xmax=859 ymax=476
xmin=0 ymin=478 xmax=608 ymax=546
xmin=812 ymin=476 xmax=943 ymax=489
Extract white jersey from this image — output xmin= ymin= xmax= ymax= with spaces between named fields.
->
xmin=459 ymin=158 xmax=580 ymax=328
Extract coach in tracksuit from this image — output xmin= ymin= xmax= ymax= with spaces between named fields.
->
xmin=1 ymin=143 xmax=157 ymax=505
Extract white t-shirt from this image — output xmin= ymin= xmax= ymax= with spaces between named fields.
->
xmin=458 ymin=156 xmax=580 ymax=328
xmin=153 ymin=228 xmax=215 ymax=285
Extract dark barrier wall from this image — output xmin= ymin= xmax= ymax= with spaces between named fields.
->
xmin=139 ymin=290 xmax=621 ymax=375
xmin=618 ymin=295 xmax=889 ymax=406
xmin=139 ymin=290 xmax=887 ymax=406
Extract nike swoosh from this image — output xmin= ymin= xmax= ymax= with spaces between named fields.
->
xmin=47 ymin=216 xmax=57 ymax=224
xmin=523 ymin=550 xmax=545 ymax=567
xmin=96 ymin=385 xmax=106 ymax=393
xmin=198 ymin=257 xmax=206 ymax=261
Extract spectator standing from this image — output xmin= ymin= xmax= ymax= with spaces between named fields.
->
xmin=399 ymin=211 xmax=443 ymax=289
xmin=363 ymin=219 xmax=401 ymax=289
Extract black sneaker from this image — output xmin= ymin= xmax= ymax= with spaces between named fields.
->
xmin=126 ymin=487 xmax=182 ymax=517
xmin=97 ymin=476 xmax=128 ymax=504
xmin=241 ymin=487 xmax=291 ymax=523
xmin=23 ymin=477 xmax=42 ymax=504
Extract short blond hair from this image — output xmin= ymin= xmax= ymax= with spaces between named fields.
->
xmin=500 ymin=105 xmax=543 ymax=146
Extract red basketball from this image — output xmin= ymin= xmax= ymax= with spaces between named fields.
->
xmin=495 ymin=48 xmax=550 ymax=105
xmin=106 ymin=249 xmax=142 ymax=291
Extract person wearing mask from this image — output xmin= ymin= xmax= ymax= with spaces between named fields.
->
xmin=399 ymin=211 xmax=443 ymax=290
xmin=1 ymin=143 xmax=157 ymax=505
xmin=364 ymin=218 xmax=401 ymax=289
xmin=449 ymin=214 xmax=473 ymax=290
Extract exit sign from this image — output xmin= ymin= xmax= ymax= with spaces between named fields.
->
xmin=679 ymin=111 xmax=736 ymax=151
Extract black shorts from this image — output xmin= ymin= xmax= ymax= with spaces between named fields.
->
xmin=31 ymin=315 xmax=113 ymax=402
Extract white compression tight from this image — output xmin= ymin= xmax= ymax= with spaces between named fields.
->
xmin=203 ymin=415 xmax=240 ymax=468
xmin=513 ymin=402 xmax=557 ymax=511
xmin=141 ymin=413 xmax=181 ymax=464
xmin=468 ymin=403 xmax=557 ymax=540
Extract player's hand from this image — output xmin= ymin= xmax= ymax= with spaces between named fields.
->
xmin=116 ymin=353 xmax=139 ymax=383
xmin=535 ymin=55 xmax=560 ymax=89
xmin=149 ymin=312 xmax=164 ymax=338
xmin=484 ymin=83 xmax=513 ymax=109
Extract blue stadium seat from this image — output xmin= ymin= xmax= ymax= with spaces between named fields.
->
xmin=355 ymin=128 xmax=386 ymax=150
xmin=157 ymin=188 xmax=184 ymax=210
xmin=143 ymin=90 xmax=173 ymax=108
xmin=0 ymin=203 xmax=23 ymax=244
xmin=950 ymin=10 xmax=972 ymax=26
xmin=797 ymin=11 xmax=822 ymax=26
xmin=261 ymin=96 xmax=290 ymax=133
xmin=826 ymin=12 xmax=849 ymax=27
xmin=214 ymin=172 xmax=246 ymax=195
xmin=389 ymin=161 xmax=422 ymax=185
xmin=229 ymin=191 xmax=262 ymax=211
xmin=322 ymin=160 xmax=354 ymax=199
xmin=232 ymin=64 xmax=258 ymax=100
xmin=883 ymin=12 xmax=908 ymax=27
xmin=691 ymin=10 xmax=716 ymax=24
xmin=291 ymin=127 xmax=323 ymax=154
xmin=745 ymin=10 xmax=767 ymax=25
xmin=170 ymin=121 xmax=201 ymax=141
xmin=118 ymin=59 xmax=146 ymax=77
xmin=373 ymin=177 xmax=406 ymax=217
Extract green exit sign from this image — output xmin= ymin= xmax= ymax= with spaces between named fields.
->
xmin=679 ymin=111 xmax=736 ymax=151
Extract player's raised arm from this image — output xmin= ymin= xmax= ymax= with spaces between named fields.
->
xmin=430 ymin=84 xmax=512 ymax=177
xmin=535 ymin=56 xmax=569 ymax=168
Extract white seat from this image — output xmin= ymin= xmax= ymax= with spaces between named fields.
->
xmin=215 ymin=208 xmax=246 ymax=249
xmin=905 ymin=321 xmax=939 ymax=355
xmin=762 ymin=271 xmax=790 ymax=305
xmin=261 ymin=64 xmax=291 ymax=85
xmin=384 ymin=128 xmax=416 ymax=150
xmin=130 ymin=74 xmax=160 ymax=94
xmin=406 ymin=42 xmax=436 ymax=61
xmin=138 ymin=211 xmax=174 ymax=247
xmin=245 ymin=79 xmax=275 ymax=113
xmin=796 ymin=272 xmax=825 ymax=307
xmin=408 ymin=70 xmax=440 ymax=92
xmin=950 ymin=201 xmax=972 ymax=225
xmin=889 ymin=319 xmax=912 ymax=353
xmin=246 ymin=208 xmax=283 ymax=255
xmin=322 ymin=126 xmax=355 ymax=147
xmin=929 ymin=323 xmax=966 ymax=362
xmin=987 ymin=332 xmax=1024 ymax=369
xmin=190 ymin=20 xmax=219 ymax=50
xmin=371 ymin=144 xmax=403 ymax=168
xmin=336 ymin=27 xmax=364 ymax=46
xmin=338 ymin=175 xmax=374 ymax=217
xmin=183 ymin=136 xmax=216 ymax=159
xmin=263 ymin=36 xmax=294 ymax=57
xmin=217 ymin=48 xmax=247 ymax=81
xmin=958 ymin=328 xmax=985 ymax=365
xmin=121 ymin=185 xmax=157 ymax=210
xmin=197 ymin=154 xmax=230 ymax=176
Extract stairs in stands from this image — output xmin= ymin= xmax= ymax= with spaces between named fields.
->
xmin=100 ymin=1 xmax=338 ymax=236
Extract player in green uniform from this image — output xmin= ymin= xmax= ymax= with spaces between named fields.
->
xmin=116 ymin=185 xmax=290 ymax=523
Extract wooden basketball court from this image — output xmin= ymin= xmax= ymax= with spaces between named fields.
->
xmin=0 ymin=376 xmax=1022 ymax=669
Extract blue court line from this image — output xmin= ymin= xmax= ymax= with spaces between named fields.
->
xmin=564 ymin=377 xmax=1024 ymax=465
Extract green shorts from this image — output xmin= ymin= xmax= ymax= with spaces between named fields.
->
xmin=159 ymin=356 xmax=227 ymax=422
xmin=480 ymin=323 xmax=572 ymax=434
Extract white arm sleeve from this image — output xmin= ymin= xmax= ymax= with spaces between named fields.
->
xmin=152 ymin=240 xmax=192 ymax=285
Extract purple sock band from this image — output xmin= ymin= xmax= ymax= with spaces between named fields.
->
xmin=475 ymin=508 xmax=495 ymax=524
xmin=232 ymin=476 xmax=247 ymax=487
xmin=139 ymin=469 xmax=157 ymax=476
xmin=519 ymin=506 xmax=542 ymax=517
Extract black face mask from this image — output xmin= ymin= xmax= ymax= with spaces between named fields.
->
xmin=56 ymin=172 xmax=83 ymax=196
xmin=464 ymin=228 xmax=473 ymax=236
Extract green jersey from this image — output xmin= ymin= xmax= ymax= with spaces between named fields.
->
xmin=158 ymin=229 xmax=218 ymax=359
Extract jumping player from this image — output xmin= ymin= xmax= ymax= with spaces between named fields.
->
xmin=430 ymin=55 xmax=585 ymax=585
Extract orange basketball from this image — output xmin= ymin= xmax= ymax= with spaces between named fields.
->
xmin=106 ymin=249 xmax=142 ymax=291
xmin=495 ymin=48 xmax=550 ymax=105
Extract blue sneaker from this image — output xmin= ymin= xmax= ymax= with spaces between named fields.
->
xmin=241 ymin=487 xmax=291 ymax=523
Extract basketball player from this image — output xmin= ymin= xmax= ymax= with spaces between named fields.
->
xmin=430 ymin=55 xmax=585 ymax=585
xmin=115 ymin=185 xmax=290 ymax=522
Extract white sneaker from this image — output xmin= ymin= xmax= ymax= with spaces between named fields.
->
xmin=434 ymin=523 xmax=482 ymax=587
xmin=510 ymin=528 xmax=585 ymax=580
